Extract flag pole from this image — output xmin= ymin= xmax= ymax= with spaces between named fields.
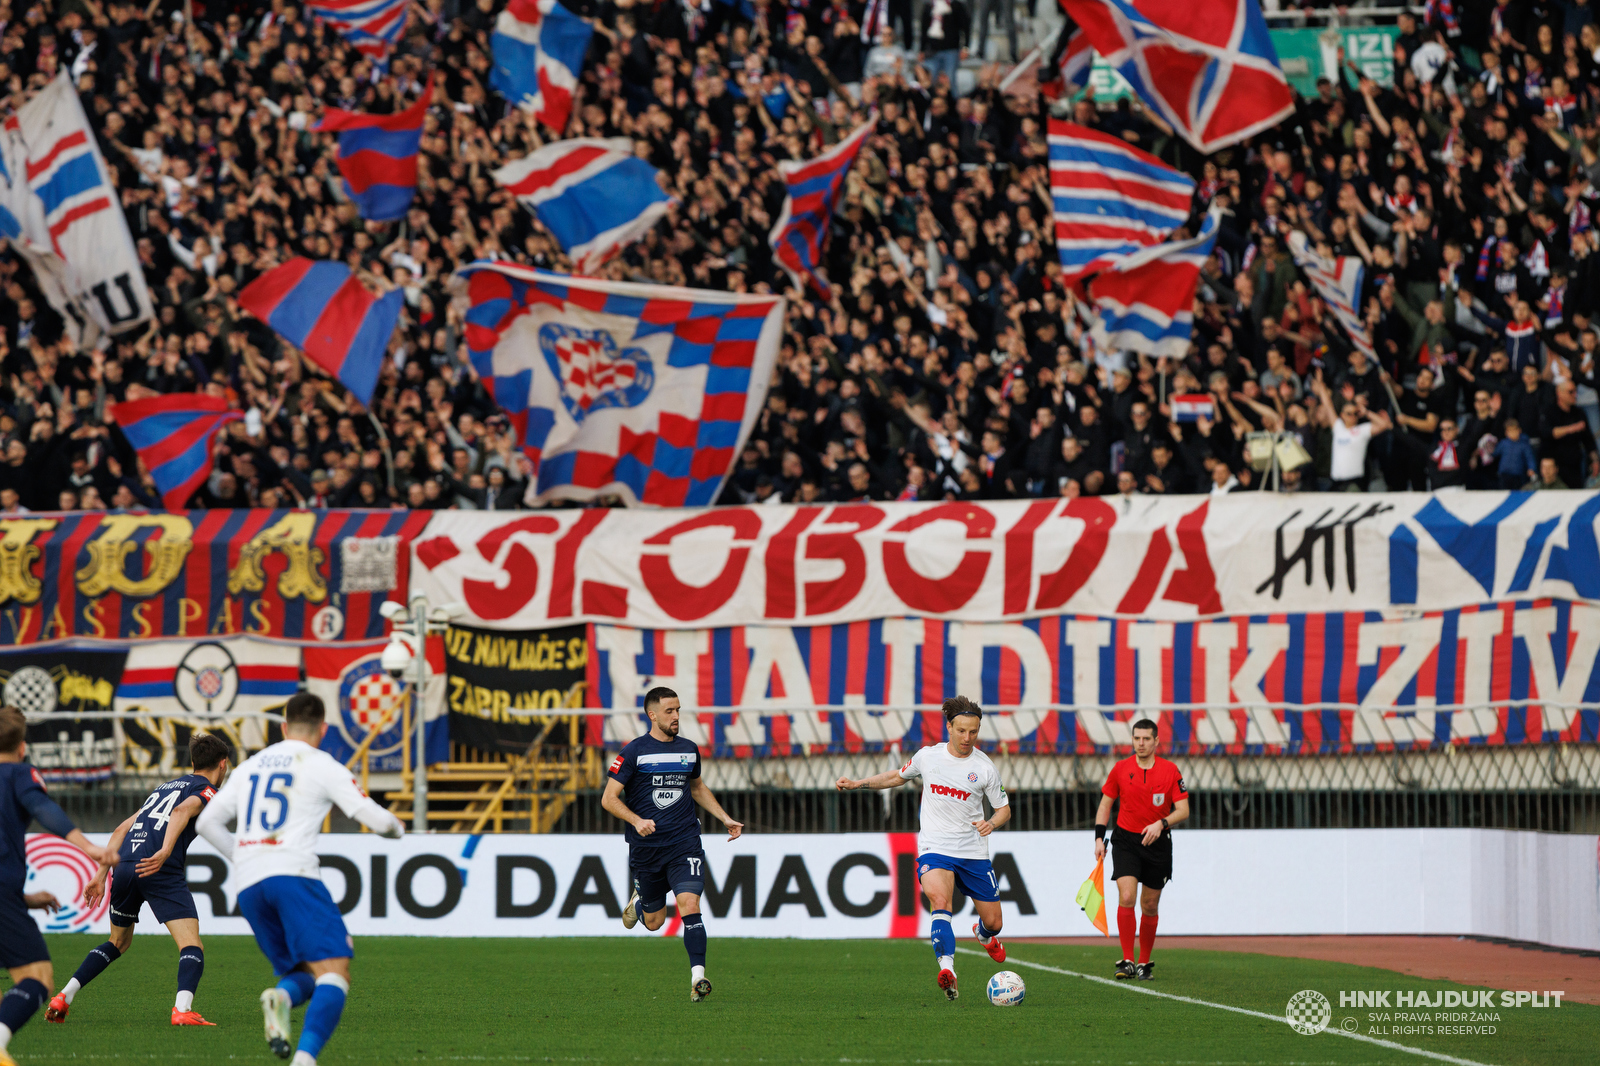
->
xmin=997 ymin=25 xmax=1062 ymax=95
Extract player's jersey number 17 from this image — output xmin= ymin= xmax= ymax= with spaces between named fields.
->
xmin=243 ymin=773 xmax=295 ymax=832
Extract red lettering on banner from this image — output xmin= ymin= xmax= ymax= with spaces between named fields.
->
xmin=640 ymin=509 xmax=762 ymax=621
xmin=1035 ymin=498 xmax=1117 ymax=611
xmin=928 ymin=783 xmax=972 ymax=800
xmin=1115 ymin=500 xmax=1220 ymax=615
xmin=882 ymin=504 xmax=994 ymax=613
xmin=804 ymin=505 xmax=886 ymax=616
xmin=462 ymin=516 xmax=561 ymax=620
xmin=1003 ymin=501 xmax=1056 ymax=615
xmin=763 ymin=508 xmax=823 ymax=618
xmin=549 ymin=510 xmax=623 ymax=618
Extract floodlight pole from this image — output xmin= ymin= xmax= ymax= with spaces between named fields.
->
xmin=413 ymin=597 xmax=429 ymax=831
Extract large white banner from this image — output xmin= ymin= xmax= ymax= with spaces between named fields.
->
xmin=411 ymin=492 xmax=1600 ymax=630
xmin=27 ymin=829 xmax=1599 ymax=951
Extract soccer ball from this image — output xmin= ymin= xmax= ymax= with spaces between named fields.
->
xmin=986 ymin=971 xmax=1025 ymax=1006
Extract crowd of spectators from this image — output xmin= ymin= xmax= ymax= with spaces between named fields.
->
xmin=0 ymin=0 xmax=1597 ymax=516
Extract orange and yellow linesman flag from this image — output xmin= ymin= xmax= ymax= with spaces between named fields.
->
xmin=1076 ymin=857 xmax=1109 ymax=935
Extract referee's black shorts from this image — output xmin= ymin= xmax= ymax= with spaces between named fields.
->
xmin=1110 ymin=825 xmax=1172 ymax=889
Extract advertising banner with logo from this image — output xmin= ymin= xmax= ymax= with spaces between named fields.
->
xmin=307 ymin=638 xmax=449 ymax=771
xmin=587 ymin=600 xmax=1600 ymax=755
xmin=410 ymin=494 xmax=1600 ymax=630
xmin=0 ymin=510 xmax=430 ymax=645
xmin=25 ymin=830 xmax=1598 ymax=951
xmin=443 ymin=624 xmax=587 ymax=752
xmin=0 ymin=645 xmax=124 ymax=782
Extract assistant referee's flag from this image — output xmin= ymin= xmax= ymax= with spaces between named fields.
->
xmin=1076 ymin=857 xmax=1109 ymax=935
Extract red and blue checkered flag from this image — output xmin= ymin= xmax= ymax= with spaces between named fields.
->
xmin=315 ymin=77 xmax=431 ymax=222
xmin=107 ymin=393 xmax=242 ymax=510
xmin=1061 ymin=0 xmax=1294 ymax=153
xmin=769 ymin=122 xmax=874 ymax=298
xmin=307 ymin=0 xmax=409 ymax=68
xmin=457 ymin=262 xmax=785 ymax=508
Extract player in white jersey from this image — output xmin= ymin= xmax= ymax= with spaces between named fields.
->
xmin=196 ymin=693 xmax=403 ymax=1066
xmin=836 ymin=696 xmax=1009 ymax=1000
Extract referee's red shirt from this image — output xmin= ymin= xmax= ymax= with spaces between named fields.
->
xmin=1103 ymin=756 xmax=1188 ymax=833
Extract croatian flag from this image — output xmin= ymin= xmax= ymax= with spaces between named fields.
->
xmin=490 ymin=0 xmax=593 ymax=133
xmin=239 ymin=258 xmax=403 ymax=406
xmin=1048 ymin=119 xmax=1194 ymax=280
xmin=493 ymin=139 xmax=673 ymax=276
xmin=307 ymin=0 xmax=409 ymax=67
xmin=1061 ymin=0 xmax=1294 ymax=152
xmin=456 ymin=261 xmax=785 ymax=507
xmin=114 ymin=638 xmax=302 ymax=752
xmin=770 ymin=122 xmax=874 ymax=298
xmin=1087 ymin=204 xmax=1221 ymax=357
xmin=1286 ymin=230 xmax=1375 ymax=361
xmin=316 ymin=78 xmax=432 ymax=221
xmin=106 ymin=394 xmax=242 ymax=510
xmin=1169 ymin=394 xmax=1215 ymax=422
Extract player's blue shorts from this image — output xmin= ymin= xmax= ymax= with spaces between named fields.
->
xmin=0 ymin=888 xmax=49 ymax=968
xmin=237 ymin=875 xmax=353 ymax=975
xmin=629 ymin=842 xmax=707 ymax=913
xmin=109 ymin=862 xmax=198 ymax=927
xmin=918 ymin=853 xmax=1001 ymax=903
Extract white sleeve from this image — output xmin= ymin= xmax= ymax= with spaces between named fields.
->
xmin=317 ymin=755 xmax=405 ymax=839
xmin=195 ymin=769 xmax=241 ymax=856
xmin=896 ymin=748 xmax=923 ymax=782
xmin=985 ymin=763 xmax=1009 ymax=810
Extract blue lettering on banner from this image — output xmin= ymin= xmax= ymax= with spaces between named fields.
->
xmin=1544 ymin=496 xmax=1600 ymax=597
xmin=1409 ymin=496 xmax=1527 ymax=597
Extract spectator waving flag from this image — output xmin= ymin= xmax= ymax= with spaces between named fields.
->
xmin=1048 ymin=119 xmax=1194 ymax=280
xmin=493 ymin=139 xmax=673 ymax=276
xmin=490 ymin=0 xmax=594 ymax=133
xmin=239 ymin=258 xmax=404 ymax=406
xmin=1286 ymin=230 xmax=1376 ymax=362
xmin=1087 ymin=204 xmax=1222 ymax=357
xmin=316 ymin=77 xmax=433 ymax=221
xmin=307 ymin=0 xmax=409 ymax=68
xmin=770 ymin=122 xmax=874 ymax=298
xmin=456 ymin=262 xmax=785 ymax=507
xmin=1061 ymin=0 xmax=1294 ymax=152
xmin=107 ymin=394 xmax=242 ymax=510
xmin=1169 ymin=394 xmax=1215 ymax=422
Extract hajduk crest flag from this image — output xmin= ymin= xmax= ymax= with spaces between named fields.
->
xmin=106 ymin=394 xmax=242 ymax=510
xmin=316 ymin=77 xmax=433 ymax=221
xmin=307 ymin=0 xmax=409 ymax=68
xmin=1286 ymin=229 xmax=1376 ymax=361
xmin=493 ymin=138 xmax=673 ymax=275
xmin=456 ymin=261 xmax=785 ymax=507
xmin=1061 ymin=0 xmax=1295 ymax=152
xmin=490 ymin=0 xmax=593 ymax=133
xmin=1088 ymin=204 xmax=1222 ymax=357
xmin=770 ymin=122 xmax=874 ymax=298
xmin=1048 ymin=119 xmax=1194 ymax=281
xmin=239 ymin=258 xmax=404 ymax=406
xmin=307 ymin=638 xmax=448 ymax=773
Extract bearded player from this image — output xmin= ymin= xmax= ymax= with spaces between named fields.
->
xmin=1095 ymin=718 xmax=1188 ymax=980
xmin=49 ymin=732 xmax=232 ymax=1026
xmin=836 ymin=696 xmax=1009 ymax=1000
xmin=604 ymin=687 xmax=743 ymax=1002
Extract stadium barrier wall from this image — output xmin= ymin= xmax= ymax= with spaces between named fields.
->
xmin=27 ymin=829 xmax=1599 ymax=951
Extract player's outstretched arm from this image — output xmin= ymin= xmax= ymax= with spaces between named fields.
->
xmin=689 ymin=778 xmax=743 ymax=841
xmin=601 ymin=778 xmax=655 ymax=836
xmin=135 ymin=796 xmax=203 ymax=877
xmin=835 ymin=769 xmax=908 ymax=791
xmin=19 ymin=779 xmax=110 ymax=865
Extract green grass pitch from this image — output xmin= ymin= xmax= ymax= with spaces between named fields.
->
xmin=8 ymin=934 xmax=1590 ymax=1066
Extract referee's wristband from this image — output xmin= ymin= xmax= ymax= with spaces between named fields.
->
xmin=1094 ymin=824 xmax=1107 ymax=841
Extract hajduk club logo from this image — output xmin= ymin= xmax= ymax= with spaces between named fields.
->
xmin=25 ymin=833 xmax=109 ymax=933
xmin=1286 ymin=990 xmax=1332 ymax=1035
xmin=967 ymin=772 xmax=979 ymax=783
xmin=332 ymin=655 xmax=408 ymax=760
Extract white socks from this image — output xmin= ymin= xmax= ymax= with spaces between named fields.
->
xmin=62 ymin=978 xmax=81 ymax=1005
xmin=293 ymin=1052 xmax=317 ymax=1066
xmin=175 ymin=990 xmax=194 ymax=1012
xmin=0 ymin=1021 xmax=12 ymax=1051
xmin=937 ymin=954 xmax=955 ymax=972
xmin=691 ymin=965 xmax=706 ymax=984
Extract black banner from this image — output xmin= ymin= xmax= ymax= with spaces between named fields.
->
xmin=443 ymin=625 xmax=587 ymax=753
xmin=0 ymin=647 xmax=126 ymax=783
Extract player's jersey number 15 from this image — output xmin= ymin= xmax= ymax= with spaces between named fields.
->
xmin=243 ymin=773 xmax=295 ymax=832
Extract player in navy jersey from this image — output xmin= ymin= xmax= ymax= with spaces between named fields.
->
xmin=47 ymin=733 xmax=232 ymax=1027
xmin=0 ymin=705 xmax=111 ymax=1066
xmin=602 ymin=687 xmax=742 ymax=1002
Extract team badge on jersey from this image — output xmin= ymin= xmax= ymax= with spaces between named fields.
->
xmin=967 ymin=772 xmax=978 ymax=783
xmin=1153 ymin=793 xmax=1165 ymax=805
